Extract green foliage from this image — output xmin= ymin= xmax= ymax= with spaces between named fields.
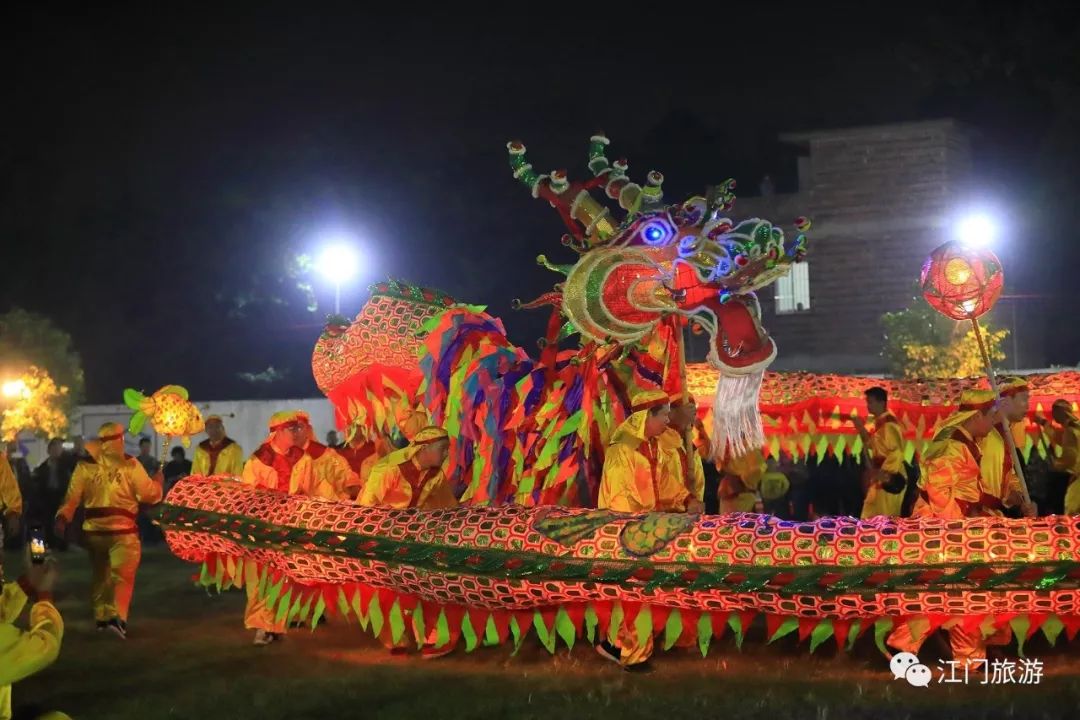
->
xmin=0 ymin=308 xmax=85 ymax=414
xmin=882 ymin=287 xmax=1008 ymax=379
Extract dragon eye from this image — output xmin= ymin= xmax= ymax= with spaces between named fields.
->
xmin=639 ymin=218 xmax=675 ymax=246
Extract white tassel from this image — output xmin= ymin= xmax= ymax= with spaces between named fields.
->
xmin=711 ymin=370 xmax=765 ymax=461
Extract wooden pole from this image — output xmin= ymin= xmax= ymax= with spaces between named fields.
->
xmin=678 ymin=316 xmax=692 ymax=455
xmin=970 ymin=316 xmax=1032 ymax=505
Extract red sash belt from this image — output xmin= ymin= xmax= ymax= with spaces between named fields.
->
xmin=84 ymin=507 xmax=139 ymax=535
xmin=85 ymin=507 xmax=138 ymax=521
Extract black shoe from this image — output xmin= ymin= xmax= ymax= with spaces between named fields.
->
xmin=105 ymin=618 xmax=127 ymax=640
xmin=96 ymin=621 xmax=108 ymax=632
xmin=623 ymin=661 xmax=653 ymax=674
xmin=595 ymin=640 xmax=621 ymax=664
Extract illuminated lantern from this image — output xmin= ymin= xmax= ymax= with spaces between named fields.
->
xmin=124 ymin=384 xmax=204 ymax=446
xmin=919 ymin=240 xmax=1003 ymax=320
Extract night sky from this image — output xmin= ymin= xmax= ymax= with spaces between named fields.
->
xmin=3 ymin=3 xmax=1078 ymax=404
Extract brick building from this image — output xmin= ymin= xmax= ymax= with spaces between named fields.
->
xmin=687 ymin=119 xmax=1042 ymax=374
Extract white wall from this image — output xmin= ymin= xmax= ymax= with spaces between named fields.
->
xmin=69 ymin=398 xmax=337 ymax=463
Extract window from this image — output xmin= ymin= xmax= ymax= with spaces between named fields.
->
xmin=775 ymin=262 xmax=810 ymax=314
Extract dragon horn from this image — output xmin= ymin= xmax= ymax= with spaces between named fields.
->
xmin=535 ymin=255 xmax=573 ymax=276
xmin=588 ymin=133 xmax=611 ymax=176
xmin=512 ymin=289 xmax=565 ymax=310
xmin=507 ymin=140 xmax=541 ymax=194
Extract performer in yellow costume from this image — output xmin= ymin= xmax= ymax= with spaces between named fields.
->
xmin=658 ymin=395 xmax=705 ymax=502
xmin=910 ymin=390 xmax=996 ymax=519
xmin=979 ymin=377 xmax=1035 ymax=517
xmin=55 ymin=422 xmax=162 ymax=639
xmin=0 ymin=454 xmax=21 ymax=538
xmin=1045 ymin=400 xmax=1080 ymax=514
xmin=718 ymin=449 xmax=765 ymax=513
xmin=340 ymin=405 xmax=430 ymax=495
xmin=759 ymin=456 xmax=791 ymax=516
xmin=598 ymin=390 xmax=702 ymax=515
xmin=1 ymin=554 xmax=70 ymax=720
xmin=191 ymin=415 xmax=244 ymax=477
xmin=297 ymin=414 xmax=360 ymax=501
xmin=357 ymin=426 xmax=455 ymax=510
xmin=855 ymin=386 xmax=907 ymax=519
xmin=240 ymin=410 xmax=312 ymax=645
xmin=357 ymin=426 xmax=455 ymax=657
xmin=596 ymin=390 xmax=703 ymax=670
xmin=892 ymin=389 xmax=1011 ymax=664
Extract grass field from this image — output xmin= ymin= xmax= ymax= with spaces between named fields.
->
xmin=8 ymin=546 xmax=1080 ymax=719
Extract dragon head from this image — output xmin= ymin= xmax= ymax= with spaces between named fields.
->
xmin=508 ymin=135 xmax=808 ymax=375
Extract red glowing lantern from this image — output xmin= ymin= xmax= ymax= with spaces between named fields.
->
xmin=919 ymin=241 xmax=1003 ymax=320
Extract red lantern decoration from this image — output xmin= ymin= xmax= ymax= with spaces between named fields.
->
xmin=919 ymin=241 xmax=1003 ymax=320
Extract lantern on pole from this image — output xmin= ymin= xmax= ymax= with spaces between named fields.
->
xmin=919 ymin=240 xmax=1030 ymax=504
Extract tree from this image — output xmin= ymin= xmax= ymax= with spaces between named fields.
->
xmin=882 ymin=288 xmax=1008 ymax=379
xmin=1 ymin=366 xmax=69 ymax=441
xmin=0 ymin=309 xmax=85 ymax=417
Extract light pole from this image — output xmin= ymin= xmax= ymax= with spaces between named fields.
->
xmin=316 ymin=244 xmax=361 ymax=315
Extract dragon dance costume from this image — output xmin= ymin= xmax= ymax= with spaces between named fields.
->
xmin=598 ymin=391 xmax=692 ymax=515
xmin=305 ymin=441 xmax=359 ymax=501
xmin=56 ymin=423 xmax=162 ymax=630
xmin=0 ymin=578 xmax=69 ymax=720
xmin=156 ymin=136 xmax=1080 ymax=666
xmin=598 ymin=390 xmax=696 ymax=666
xmin=718 ymin=450 xmax=765 ymax=514
xmin=357 ymin=427 xmax=456 ymax=511
xmin=191 ymin=419 xmax=244 ymax=478
xmin=860 ymin=411 xmax=906 ymax=519
xmin=892 ymin=390 xmax=1012 ymax=661
xmin=240 ymin=411 xmax=313 ymax=637
xmin=978 ymin=377 xmax=1028 ymax=515
xmin=1051 ymin=401 xmax=1080 ymax=514
xmin=338 ymin=407 xmax=428 ymax=492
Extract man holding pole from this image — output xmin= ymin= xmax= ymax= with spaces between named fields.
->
xmin=894 ymin=389 xmax=1012 ymax=664
xmin=981 ymin=377 xmax=1036 ymax=518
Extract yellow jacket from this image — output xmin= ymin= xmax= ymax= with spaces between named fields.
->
xmin=1054 ymin=422 xmax=1080 ymax=513
xmin=0 ymin=456 xmax=21 ymax=517
xmin=979 ymin=422 xmax=1024 ymax=509
xmin=598 ymin=411 xmax=690 ymax=513
xmin=357 ymin=449 xmax=456 ymax=509
xmin=57 ymin=454 xmax=162 ymax=533
xmin=912 ymin=428 xmax=985 ymax=519
xmin=718 ymin=449 xmax=764 ymax=514
xmin=241 ymin=444 xmax=313 ymax=495
xmin=0 ymin=580 xmax=63 ymax=720
xmin=1052 ymin=422 xmax=1080 ymax=475
xmin=658 ymin=427 xmax=705 ymax=502
xmin=191 ymin=438 xmax=245 ymax=477
xmin=305 ymin=442 xmax=360 ymax=500
xmin=861 ymin=413 xmax=906 ymax=518
xmin=338 ymin=438 xmax=392 ymax=494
